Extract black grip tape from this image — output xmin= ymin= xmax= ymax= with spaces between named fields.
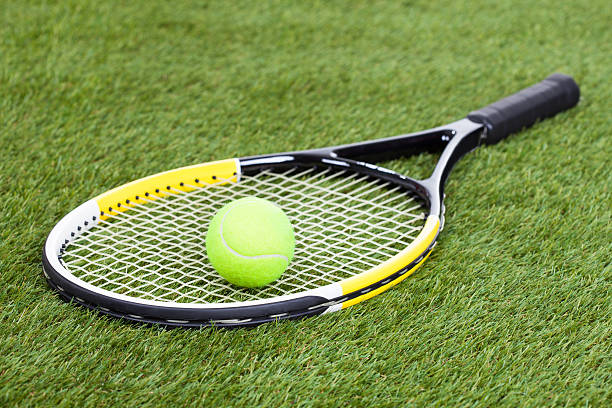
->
xmin=467 ymin=73 xmax=580 ymax=144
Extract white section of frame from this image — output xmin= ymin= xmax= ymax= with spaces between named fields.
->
xmin=240 ymin=155 xmax=295 ymax=166
xmin=45 ymin=199 xmax=100 ymax=258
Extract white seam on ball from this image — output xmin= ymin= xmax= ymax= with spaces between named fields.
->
xmin=219 ymin=199 xmax=289 ymax=262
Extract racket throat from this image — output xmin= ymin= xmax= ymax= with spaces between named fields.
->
xmin=420 ymin=119 xmax=484 ymax=218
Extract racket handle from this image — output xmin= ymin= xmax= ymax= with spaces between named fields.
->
xmin=467 ymin=73 xmax=580 ymax=145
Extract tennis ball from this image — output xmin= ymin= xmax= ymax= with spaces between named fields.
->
xmin=206 ymin=197 xmax=295 ymax=288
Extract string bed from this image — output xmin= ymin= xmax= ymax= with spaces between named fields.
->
xmin=61 ymin=167 xmax=427 ymax=304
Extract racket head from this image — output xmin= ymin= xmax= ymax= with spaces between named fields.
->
xmin=42 ymin=153 xmax=442 ymax=327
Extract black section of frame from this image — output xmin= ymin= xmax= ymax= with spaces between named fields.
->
xmin=280 ymin=128 xmax=455 ymax=165
xmin=329 ymin=129 xmax=451 ymax=163
xmin=47 ymin=280 xmax=327 ymax=328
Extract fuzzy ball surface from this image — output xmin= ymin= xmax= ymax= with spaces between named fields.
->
xmin=205 ymin=197 xmax=295 ymax=288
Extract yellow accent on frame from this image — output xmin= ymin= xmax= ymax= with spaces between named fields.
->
xmin=341 ymin=251 xmax=431 ymax=309
xmin=339 ymin=215 xmax=440 ymax=300
xmin=96 ymin=159 xmax=238 ymax=220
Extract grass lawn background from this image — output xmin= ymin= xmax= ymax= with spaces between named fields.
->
xmin=0 ymin=0 xmax=610 ymax=406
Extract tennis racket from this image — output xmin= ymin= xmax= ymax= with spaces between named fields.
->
xmin=42 ymin=73 xmax=580 ymax=328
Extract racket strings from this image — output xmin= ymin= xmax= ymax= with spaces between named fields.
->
xmin=62 ymin=167 xmax=427 ymax=304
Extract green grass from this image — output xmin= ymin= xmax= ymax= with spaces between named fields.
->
xmin=1 ymin=0 xmax=610 ymax=406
